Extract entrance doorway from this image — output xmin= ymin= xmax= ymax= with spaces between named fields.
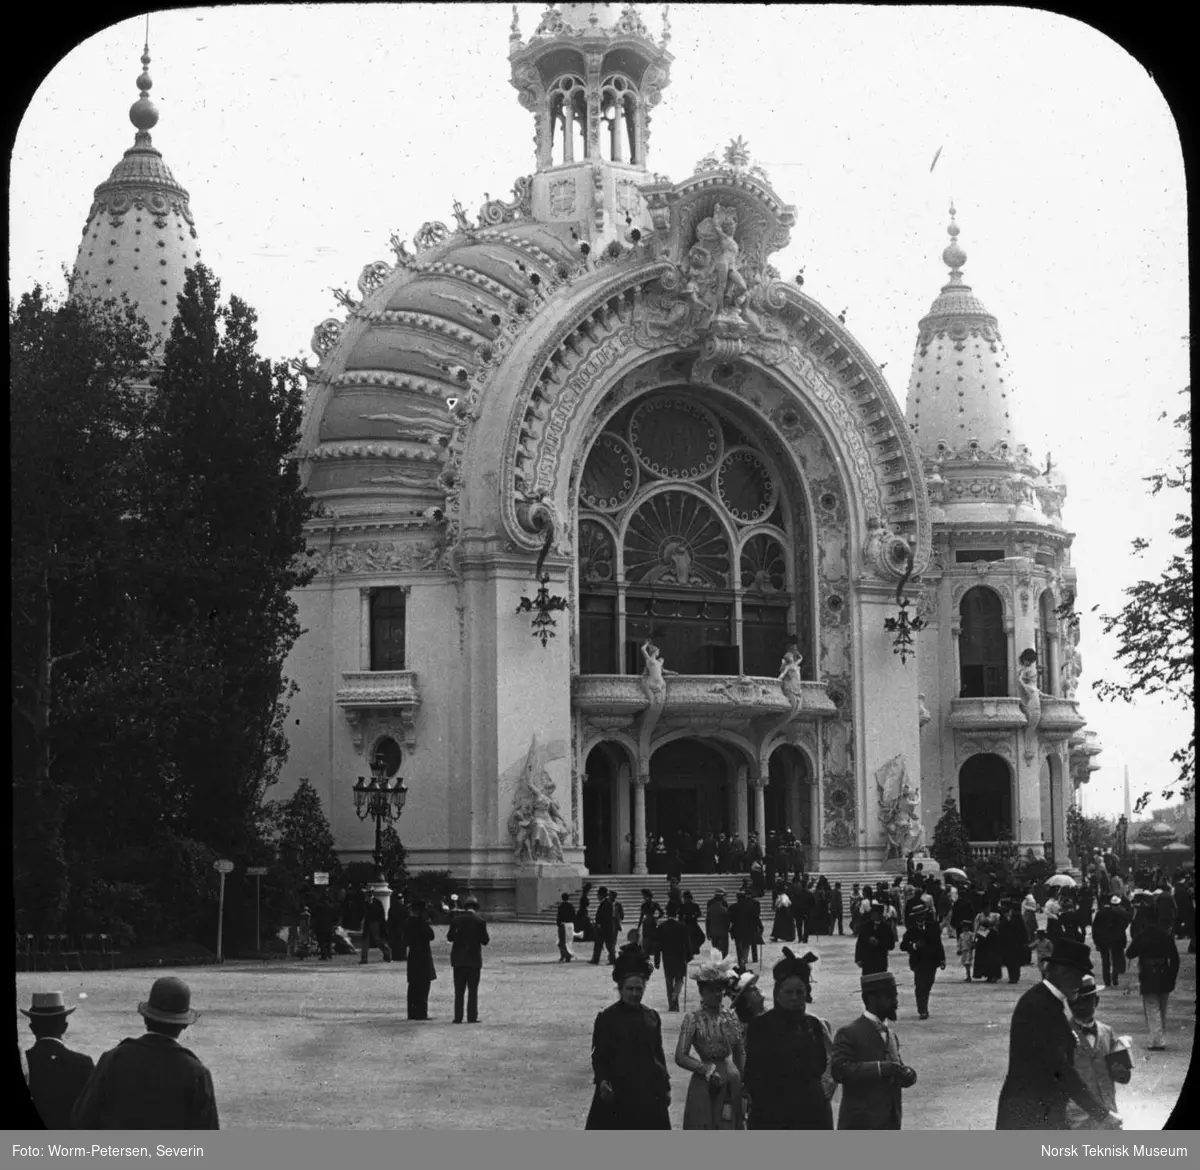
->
xmin=648 ymin=738 xmax=734 ymax=854
xmin=583 ymin=745 xmax=625 ymax=873
xmin=959 ymin=753 xmax=1012 ymax=841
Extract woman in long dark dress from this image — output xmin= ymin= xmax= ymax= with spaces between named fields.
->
xmin=769 ymin=892 xmax=796 ymax=942
xmin=971 ymin=909 xmax=1003 ymax=982
xmin=402 ymin=900 xmax=436 ymax=1019
xmin=742 ymin=948 xmax=833 ymax=1129
xmin=576 ymin=883 xmax=594 ymax=943
xmin=680 ymin=890 xmax=704 ymax=959
xmin=585 ymin=952 xmax=671 ymax=1130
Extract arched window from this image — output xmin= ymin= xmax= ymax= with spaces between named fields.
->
xmin=959 ymin=753 xmax=1012 ymax=841
xmin=576 ymin=393 xmax=805 ymax=678
xmin=549 ymin=75 xmax=587 ymax=164
xmin=370 ymin=588 xmax=406 ymax=671
xmin=599 ymin=75 xmax=638 ymax=163
xmin=959 ymin=586 xmax=1006 ymax=697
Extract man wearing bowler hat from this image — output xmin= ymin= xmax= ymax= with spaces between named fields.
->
xmin=446 ymin=894 xmax=490 ymax=1024
xmin=70 ymin=976 xmax=219 ymax=1129
xmin=21 ymin=991 xmax=95 ymax=1129
xmin=831 ymin=971 xmax=917 ymax=1129
xmin=995 ymin=937 xmax=1121 ymax=1130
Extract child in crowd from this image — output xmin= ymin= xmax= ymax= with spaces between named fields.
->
xmin=1033 ymin=928 xmax=1053 ymax=976
xmin=957 ymin=921 xmax=975 ymax=981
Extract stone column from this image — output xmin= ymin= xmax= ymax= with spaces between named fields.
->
xmin=735 ymin=766 xmax=750 ymax=843
xmin=752 ymin=776 xmax=767 ymax=847
xmin=633 ymin=773 xmax=649 ymax=876
xmin=614 ymin=763 xmax=632 ymax=874
xmin=950 ymin=621 xmax=962 ymax=697
xmin=359 ymin=587 xmax=372 ymax=670
xmin=1005 ymin=618 xmax=1016 ymax=694
xmin=1047 ymin=632 xmax=1060 ymax=697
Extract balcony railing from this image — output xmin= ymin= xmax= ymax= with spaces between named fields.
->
xmin=968 ymin=841 xmax=1048 ymax=862
xmin=948 ymin=696 xmax=1028 ymax=731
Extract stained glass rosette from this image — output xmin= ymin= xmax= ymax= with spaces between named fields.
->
xmin=580 ymin=433 xmax=638 ymax=512
xmin=716 ymin=447 xmax=776 ymax=524
xmin=628 ymin=397 xmax=722 ymax=481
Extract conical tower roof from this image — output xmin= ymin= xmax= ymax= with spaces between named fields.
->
xmin=905 ymin=207 xmax=1023 ymax=462
xmin=71 ymin=42 xmax=199 ymax=357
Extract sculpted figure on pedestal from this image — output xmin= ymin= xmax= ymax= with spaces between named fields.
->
xmin=1016 ymin=649 xmax=1042 ymax=762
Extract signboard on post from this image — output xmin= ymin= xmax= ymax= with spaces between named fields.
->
xmin=312 ymin=872 xmax=330 ymax=886
xmin=213 ymin=860 xmax=234 ymax=961
xmin=246 ymin=866 xmax=268 ymax=876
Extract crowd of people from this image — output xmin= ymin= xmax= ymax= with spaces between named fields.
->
xmin=20 ymin=855 xmax=1192 ymax=1131
xmin=575 ymin=856 xmax=1192 ymax=1131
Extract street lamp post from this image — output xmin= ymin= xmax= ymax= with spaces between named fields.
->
xmin=1116 ymin=815 xmax=1129 ymax=872
xmin=353 ymin=751 xmax=408 ymax=916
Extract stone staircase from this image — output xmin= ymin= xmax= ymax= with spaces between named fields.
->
xmin=519 ymin=871 xmax=900 ymax=924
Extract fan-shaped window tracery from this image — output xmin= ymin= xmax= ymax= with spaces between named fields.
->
xmin=576 ymin=391 xmax=810 ymax=679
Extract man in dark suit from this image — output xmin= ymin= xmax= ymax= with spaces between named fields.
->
xmin=556 ymin=891 xmax=577 ymax=962
xmin=70 ymin=977 xmax=219 ymax=1129
xmin=899 ymin=903 xmax=946 ymax=1019
xmin=655 ymin=902 xmax=690 ymax=1011
xmin=447 ymin=894 xmax=490 ymax=1023
xmin=386 ymin=891 xmax=410 ymax=962
xmin=831 ymin=972 xmax=917 ymax=1129
xmin=590 ymin=888 xmax=616 ymax=965
xmin=855 ymin=901 xmax=895 ymax=975
xmin=731 ymin=890 xmax=762 ymax=968
xmin=995 ymin=937 xmax=1122 ymax=1129
xmin=705 ymin=888 xmax=731 ymax=958
xmin=21 ymin=991 xmax=95 ymax=1129
xmin=359 ymin=892 xmax=392 ymax=964
xmin=831 ymin=882 xmax=845 ymax=935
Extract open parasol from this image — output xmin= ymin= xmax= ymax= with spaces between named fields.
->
xmin=1045 ymin=873 xmax=1077 ymax=888
xmin=941 ymin=867 xmax=968 ymax=881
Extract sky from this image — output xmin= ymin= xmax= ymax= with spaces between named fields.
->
xmin=10 ymin=4 xmax=1191 ymax=822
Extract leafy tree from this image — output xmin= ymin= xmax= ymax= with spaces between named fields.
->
xmin=1066 ymin=805 xmax=1114 ymax=871
xmin=265 ymin=779 xmax=341 ymax=886
xmin=125 ymin=263 xmax=315 ymax=857
xmin=931 ymin=794 xmax=973 ymax=869
xmin=378 ymin=823 xmax=410 ymax=889
xmin=11 ymin=286 xmax=152 ymax=930
xmin=1095 ymin=396 xmax=1193 ymax=812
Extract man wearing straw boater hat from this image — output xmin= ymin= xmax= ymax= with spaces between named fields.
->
xmin=831 ymin=971 xmax=918 ymax=1129
xmin=994 ymin=937 xmax=1121 ymax=1130
xmin=70 ymin=977 xmax=219 ymax=1129
xmin=21 ymin=991 xmax=95 ymax=1129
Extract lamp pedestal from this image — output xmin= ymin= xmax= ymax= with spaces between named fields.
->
xmin=367 ymin=879 xmax=394 ymax=918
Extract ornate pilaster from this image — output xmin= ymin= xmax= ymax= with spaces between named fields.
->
xmin=751 ymin=775 xmax=768 ymax=847
xmin=632 ymin=772 xmax=649 ymax=875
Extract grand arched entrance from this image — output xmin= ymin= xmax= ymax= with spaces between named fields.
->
xmin=647 ymin=738 xmax=735 ymax=850
xmin=959 ymin=753 xmax=1013 ymax=842
xmin=765 ymin=745 xmax=816 ymax=863
xmin=583 ymin=743 xmax=631 ymax=874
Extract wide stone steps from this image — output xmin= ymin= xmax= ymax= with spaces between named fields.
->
xmin=519 ymin=871 xmax=901 ymax=924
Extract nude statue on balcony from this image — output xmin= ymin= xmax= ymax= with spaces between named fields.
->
xmin=640 ymin=640 xmax=676 ymax=698
xmin=1016 ymin=648 xmax=1042 ymax=762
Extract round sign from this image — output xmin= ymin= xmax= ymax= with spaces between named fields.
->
xmin=213 ymin=859 xmax=235 ymax=874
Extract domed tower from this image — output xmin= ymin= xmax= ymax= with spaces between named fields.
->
xmin=906 ymin=208 xmax=1092 ymax=871
xmin=509 ymin=2 xmax=670 ymax=244
xmin=71 ymin=42 xmax=199 ymax=357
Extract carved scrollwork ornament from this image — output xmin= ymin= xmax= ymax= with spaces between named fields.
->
xmin=311 ymin=318 xmax=342 ymax=358
xmin=357 ymin=261 xmax=394 ymax=298
xmin=413 ymin=222 xmax=450 ymax=252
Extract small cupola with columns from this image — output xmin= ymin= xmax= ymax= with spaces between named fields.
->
xmin=509 ymin=3 xmax=671 ymax=243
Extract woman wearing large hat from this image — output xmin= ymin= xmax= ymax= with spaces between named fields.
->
xmin=742 ymin=948 xmax=833 ymax=1129
xmin=584 ymin=950 xmax=671 ymax=1129
xmin=673 ymin=953 xmax=744 ymax=1129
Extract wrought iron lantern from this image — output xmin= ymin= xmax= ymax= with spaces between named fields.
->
xmin=516 ymin=520 xmax=568 ymax=648
xmin=352 ymin=750 xmax=408 ymax=877
xmin=882 ymin=543 xmax=926 ymax=665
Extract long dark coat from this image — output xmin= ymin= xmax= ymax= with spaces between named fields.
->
xmin=25 ymin=1038 xmax=95 ymax=1129
xmin=584 ymin=1001 xmax=671 ymax=1130
xmin=831 ymin=1016 xmax=908 ymax=1130
xmin=1126 ymin=924 xmax=1181 ymax=994
xmin=854 ymin=919 xmax=894 ymax=974
xmin=403 ymin=917 xmax=436 ymax=983
xmin=995 ymin=982 xmax=1108 ymax=1129
xmin=997 ymin=912 xmax=1030 ymax=970
xmin=743 ymin=1009 xmax=832 ymax=1129
xmin=70 ymin=1034 xmax=219 ymax=1129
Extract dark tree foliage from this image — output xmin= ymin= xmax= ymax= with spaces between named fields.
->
xmin=12 ymin=268 xmax=314 ymax=942
xmin=124 ymin=263 xmax=315 ymax=858
xmin=1095 ymin=398 xmax=1193 ymax=812
xmin=930 ymin=794 xmax=973 ymax=870
xmin=11 ymin=286 xmax=152 ymax=931
xmin=263 ymin=778 xmax=342 ymax=920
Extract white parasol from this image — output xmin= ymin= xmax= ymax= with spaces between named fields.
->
xmin=1045 ymin=873 xmax=1077 ymax=888
xmin=941 ymin=867 xmax=968 ymax=881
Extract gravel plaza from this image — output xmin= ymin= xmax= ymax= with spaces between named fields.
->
xmin=16 ymin=923 xmax=1194 ymax=1130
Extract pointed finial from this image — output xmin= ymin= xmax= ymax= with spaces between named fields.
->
xmin=942 ymin=201 xmax=967 ymax=279
xmin=510 ymin=4 xmax=521 ymax=44
xmin=662 ymin=3 xmax=672 ymax=45
xmin=129 ymin=32 xmax=159 ymax=134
